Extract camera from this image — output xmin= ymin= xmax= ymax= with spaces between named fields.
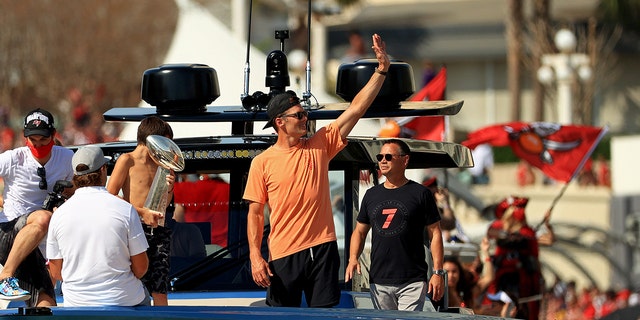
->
xmin=42 ymin=180 xmax=73 ymax=212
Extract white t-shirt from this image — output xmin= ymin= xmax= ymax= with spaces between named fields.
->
xmin=468 ymin=143 xmax=494 ymax=177
xmin=0 ymin=146 xmax=74 ymax=222
xmin=47 ymin=186 xmax=149 ymax=307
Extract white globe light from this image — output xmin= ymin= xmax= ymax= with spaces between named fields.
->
xmin=555 ymin=29 xmax=577 ymax=53
xmin=537 ymin=65 xmax=555 ymax=84
xmin=578 ymin=65 xmax=592 ymax=82
xmin=288 ymin=49 xmax=307 ymax=73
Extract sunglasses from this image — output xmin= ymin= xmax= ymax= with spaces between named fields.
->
xmin=376 ymin=153 xmax=406 ymax=162
xmin=37 ymin=167 xmax=47 ymax=190
xmin=279 ymin=110 xmax=308 ymax=120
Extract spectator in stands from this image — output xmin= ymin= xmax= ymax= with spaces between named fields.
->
xmin=422 ymin=176 xmax=457 ymax=241
xmin=578 ymin=159 xmax=598 ymax=186
xmin=483 ymin=196 xmax=542 ymax=320
xmin=0 ymin=107 xmax=15 ymax=153
xmin=341 ymin=30 xmax=367 ymax=64
xmin=173 ymin=174 xmax=229 ymax=248
xmin=516 ymin=159 xmax=536 ymax=187
xmin=597 ymin=288 xmax=620 ymax=319
xmin=444 ymin=256 xmax=473 ymax=309
xmin=468 ymin=143 xmax=493 ymax=185
xmin=444 ymin=237 xmax=494 ymax=311
xmin=421 ymin=60 xmax=436 ymax=87
xmin=595 ymin=154 xmax=611 ymax=188
xmin=422 ymin=176 xmax=469 ymax=243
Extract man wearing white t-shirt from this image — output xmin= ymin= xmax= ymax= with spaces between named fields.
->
xmin=0 ymin=108 xmax=74 ymax=306
xmin=47 ymin=146 xmax=150 ymax=307
xmin=468 ymin=143 xmax=493 ymax=185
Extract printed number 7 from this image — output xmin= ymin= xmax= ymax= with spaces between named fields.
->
xmin=382 ymin=208 xmax=397 ymax=229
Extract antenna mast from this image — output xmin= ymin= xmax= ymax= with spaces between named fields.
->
xmin=302 ymin=0 xmax=312 ymax=105
xmin=241 ymin=0 xmax=253 ymax=106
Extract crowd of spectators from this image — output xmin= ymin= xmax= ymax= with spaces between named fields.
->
xmin=0 ymin=87 xmax=123 ymax=153
xmin=430 ymin=165 xmax=627 ymax=319
xmin=544 ymin=280 xmax=639 ymax=319
xmin=516 ymin=154 xmax=611 ymax=188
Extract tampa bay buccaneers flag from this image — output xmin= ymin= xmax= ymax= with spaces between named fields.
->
xmin=412 ymin=65 xmax=447 ymax=102
xmin=379 ymin=66 xmax=447 ymax=141
xmin=461 ymin=122 xmax=608 ymax=183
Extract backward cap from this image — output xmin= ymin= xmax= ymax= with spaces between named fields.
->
xmin=72 ymin=146 xmax=111 ymax=175
xmin=263 ymin=92 xmax=301 ymax=129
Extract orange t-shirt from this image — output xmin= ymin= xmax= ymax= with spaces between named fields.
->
xmin=243 ymin=122 xmax=346 ymax=260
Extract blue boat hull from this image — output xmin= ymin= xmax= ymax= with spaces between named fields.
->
xmin=1 ymin=291 xmax=511 ymax=319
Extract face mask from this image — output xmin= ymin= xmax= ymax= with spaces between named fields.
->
xmin=27 ymin=138 xmax=54 ymax=159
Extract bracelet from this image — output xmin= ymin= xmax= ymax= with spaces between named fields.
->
xmin=375 ymin=68 xmax=387 ymax=76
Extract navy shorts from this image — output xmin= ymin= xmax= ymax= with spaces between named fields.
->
xmin=267 ymin=241 xmax=340 ymax=308
xmin=141 ymin=224 xmax=171 ymax=294
xmin=0 ymin=213 xmax=55 ymax=306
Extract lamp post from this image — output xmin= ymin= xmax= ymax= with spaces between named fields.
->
xmin=537 ymin=29 xmax=592 ymax=124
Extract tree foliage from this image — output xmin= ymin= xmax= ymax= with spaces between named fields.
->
xmin=334 ymin=0 xmax=359 ymax=6
xmin=0 ymin=0 xmax=177 ymax=126
xmin=597 ymin=0 xmax=640 ymax=34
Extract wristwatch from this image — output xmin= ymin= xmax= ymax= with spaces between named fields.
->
xmin=433 ymin=269 xmax=446 ymax=276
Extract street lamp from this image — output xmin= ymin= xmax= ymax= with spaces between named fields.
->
xmin=537 ymin=29 xmax=592 ymax=124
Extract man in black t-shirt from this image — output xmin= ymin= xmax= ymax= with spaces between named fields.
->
xmin=344 ymin=139 xmax=445 ymax=311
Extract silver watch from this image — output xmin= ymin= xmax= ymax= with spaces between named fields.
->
xmin=433 ymin=269 xmax=446 ymax=276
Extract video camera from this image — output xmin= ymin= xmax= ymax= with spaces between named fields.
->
xmin=42 ymin=180 xmax=73 ymax=212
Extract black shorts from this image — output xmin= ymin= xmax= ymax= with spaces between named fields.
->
xmin=0 ymin=214 xmax=55 ymax=307
xmin=141 ymin=224 xmax=171 ymax=295
xmin=267 ymin=241 xmax=340 ymax=308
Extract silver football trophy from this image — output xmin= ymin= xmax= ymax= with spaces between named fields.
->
xmin=144 ymin=135 xmax=185 ymax=227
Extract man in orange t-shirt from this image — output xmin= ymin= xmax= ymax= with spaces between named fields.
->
xmin=243 ymin=33 xmax=390 ymax=308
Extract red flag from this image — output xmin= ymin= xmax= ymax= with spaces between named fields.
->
xmin=379 ymin=67 xmax=447 ymax=141
xmin=461 ymin=122 xmax=608 ymax=182
xmin=413 ymin=66 xmax=447 ymax=101
xmin=400 ymin=116 xmax=446 ymax=141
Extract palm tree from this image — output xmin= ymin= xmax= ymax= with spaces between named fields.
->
xmin=532 ymin=0 xmax=552 ymax=122
xmin=506 ymin=0 xmax=524 ymax=120
xmin=526 ymin=0 xmax=624 ymax=125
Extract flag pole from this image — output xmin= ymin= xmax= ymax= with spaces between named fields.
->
xmin=535 ymin=126 xmax=609 ymax=230
xmin=535 ymin=181 xmax=570 ymax=229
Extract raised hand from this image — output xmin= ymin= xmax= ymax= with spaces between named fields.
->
xmin=371 ymin=34 xmax=390 ymax=72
